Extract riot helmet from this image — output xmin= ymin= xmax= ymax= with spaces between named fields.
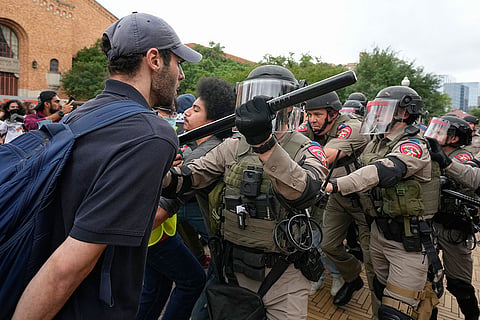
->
xmin=360 ymin=86 xmax=424 ymax=135
xmin=442 ymin=115 xmax=472 ymax=147
xmin=424 ymin=115 xmax=472 ymax=147
xmin=463 ymin=115 xmax=479 ymax=125
xmin=347 ymin=92 xmax=368 ymax=107
xmin=341 ymin=99 xmax=365 ymax=116
xmin=463 ymin=114 xmax=479 ymax=133
xmin=304 ymin=91 xmax=342 ymax=111
xmin=304 ymin=91 xmax=342 ymax=135
xmin=236 ymin=65 xmax=303 ymax=132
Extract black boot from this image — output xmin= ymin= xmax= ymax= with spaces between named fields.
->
xmin=446 ymin=277 xmax=480 ymax=320
xmin=333 ymin=276 xmax=364 ymax=306
xmin=457 ymin=297 xmax=480 ymax=320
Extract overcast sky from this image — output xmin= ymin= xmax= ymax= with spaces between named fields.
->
xmin=95 ymin=0 xmax=480 ymax=83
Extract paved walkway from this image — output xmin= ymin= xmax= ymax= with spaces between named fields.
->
xmin=308 ymin=247 xmax=480 ymax=319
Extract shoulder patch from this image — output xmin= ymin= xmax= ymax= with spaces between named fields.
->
xmin=399 ymin=142 xmax=423 ymax=158
xmin=408 ymin=138 xmax=420 ymax=144
xmin=297 ymin=122 xmax=308 ymax=132
xmin=336 ymin=125 xmax=352 ymax=139
xmin=455 ymin=152 xmax=472 ymax=163
xmin=307 ymin=143 xmax=328 ymax=167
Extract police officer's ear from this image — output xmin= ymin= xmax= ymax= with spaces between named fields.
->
xmin=448 ymin=136 xmax=460 ymax=145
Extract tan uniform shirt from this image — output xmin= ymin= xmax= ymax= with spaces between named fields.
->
xmin=337 ymin=126 xmax=432 ymax=195
xmin=165 ymin=131 xmax=329 ymax=202
xmin=465 ymin=134 xmax=480 ymax=155
xmin=323 ymin=116 xmax=370 ymax=178
xmin=447 ymin=161 xmax=480 ymax=190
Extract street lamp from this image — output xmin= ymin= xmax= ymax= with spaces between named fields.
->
xmin=401 ymin=76 xmax=410 ymax=86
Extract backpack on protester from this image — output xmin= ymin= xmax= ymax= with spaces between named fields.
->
xmin=0 ymin=100 xmax=153 ymax=319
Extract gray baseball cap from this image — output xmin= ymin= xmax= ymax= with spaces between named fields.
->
xmin=104 ymin=12 xmax=202 ymax=63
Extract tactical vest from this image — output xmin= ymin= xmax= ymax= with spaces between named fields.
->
xmin=222 ymin=133 xmax=311 ymax=252
xmin=360 ymin=126 xmax=440 ymax=219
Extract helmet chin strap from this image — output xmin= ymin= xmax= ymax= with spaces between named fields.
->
xmin=310 ymin=113 xmax=335 ymax=136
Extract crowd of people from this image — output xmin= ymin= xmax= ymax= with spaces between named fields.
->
xmin=4 ymin=11 xmax=480 ymax=320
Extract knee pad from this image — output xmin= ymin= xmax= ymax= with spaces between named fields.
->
xmin=446 ymin=277 xmax=475 ymax=300
xmin=378 ymin=305 xmax=415 ymax=320
xmin=373 ymin=275 xmax=386 ymax=301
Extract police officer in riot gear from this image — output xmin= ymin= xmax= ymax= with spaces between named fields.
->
xmin=162 ymin=65 xmax=329 ymax=319
xmin=464 ymin=114 xmax=480 ymax=155
xmin=348 ymin=92 xmax=368 ymax=107
xmin=341 ymin=92 xmax=368 ymax=119
xmin=298 ymin=91 xmax=376 ymax=311
xmin=424 ymin=115 xmax=480 ymax=320
xmin=325 ymin=86 xmax=441 ymax=320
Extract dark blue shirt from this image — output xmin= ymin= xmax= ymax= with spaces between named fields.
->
xmin=54 ymin=79 xmax=178 ymax=319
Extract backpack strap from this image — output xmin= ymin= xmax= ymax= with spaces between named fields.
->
xmin=67 ymin=100 xmax=153 ymax=138
xmin=38 ymin=100 xmax=153 ymax=138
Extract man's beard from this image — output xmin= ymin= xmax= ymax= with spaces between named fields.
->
xmin=49 ymin=106 xmax=58 ymax=114
xmin=151 ymin=65 xmax=176 ymax=108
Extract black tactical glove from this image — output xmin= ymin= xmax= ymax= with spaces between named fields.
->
xmin=426 ymin=137 xmax=452 ymax=169
xmin=235 ymin=95 xmax=274 ymax=145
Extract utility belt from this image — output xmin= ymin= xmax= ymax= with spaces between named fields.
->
xmin=227 ymin=242 xmax=283 ymax=282
xmin=375 ymin=216 xmax=432 ymax=252
xmin=375 ymin=216 xmax=443 ymax=278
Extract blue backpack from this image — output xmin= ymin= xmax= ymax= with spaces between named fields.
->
xmin=0 ymin=100 xmax=153 ymax=319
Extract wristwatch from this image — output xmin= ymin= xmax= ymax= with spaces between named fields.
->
xmin=57 ymin=110 xmax=65 ymax=117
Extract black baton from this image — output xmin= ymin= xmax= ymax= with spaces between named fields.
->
xmin=178 ymin=70 xmax=357 ymax=145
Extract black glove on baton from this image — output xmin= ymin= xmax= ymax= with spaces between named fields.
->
xmin=426 ymin=137 xmax=452 ymax=169
xmin=235 ymin=95 xmax=274 ymax=145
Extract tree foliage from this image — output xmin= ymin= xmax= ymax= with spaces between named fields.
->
xmin=60 ymin=42 xmax=453 ymax=120
xmin=179 ymin=42 xmax=255 ymax=95
xmin=61 ymin=39 xmax=108 ymax=100
xmin=349 ymin=47 xmax=451 ymax=118
xmin=260 ymin=52 xmax=349 ymax=99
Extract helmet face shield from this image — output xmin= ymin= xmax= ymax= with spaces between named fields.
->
xmin=236 ymin=77 xmax=300 ymax=133
xmin=360 ymin=100 xmax=398 ymax=135
xmin=340 ymin=107 xmax=357 ymax=115
xmin=235 ymin=78 xmax=298 ymax=106
xmin=274 ymin=106 xmax=304 ymax=132
xmin=424 ymin=117 xmax=450 ymax=145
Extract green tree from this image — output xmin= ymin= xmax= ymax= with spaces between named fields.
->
xmin=470 ymin=107 xmax=480 ymax=119
xmin=180 ymin=42 xmax=255 ymax=95
xmin=61 ymin=39 xmax=108 ymax=100
xmin=260 ymin=53 xmax=349 ymax=99
xmin=350 ymin=47 xmax=451 ymax=118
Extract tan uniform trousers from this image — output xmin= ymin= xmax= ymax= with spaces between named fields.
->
xmin=321 ymin=193 xmax=379 ymax=318
xmin=235 ymin=263 xmax=310 ymax=320
xmin=321 ymin=193 xmax=373 ymax=282
xmin=434 ymin=222 xmax=473 ymax=284
xmin=370 ymin=220 xmax=429 ymax=308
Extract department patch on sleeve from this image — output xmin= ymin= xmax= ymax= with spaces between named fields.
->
xmin=455 ymin=152 xmax=472 ymax=163
xmin=399 ymin=142 xmax=423 ymax=158
xmin=297 ymin=121 xmax=308 ymax=132
xmin=336 ymin=124 xmax=352 ymax=139
xmin=308 ymin=143 xmax=328 ymax=167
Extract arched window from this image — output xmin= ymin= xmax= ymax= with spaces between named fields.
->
xmin=50 ymin=59 xmax=59 ymax=73
xmin=0 ymin=24 xmax=18 ymax=59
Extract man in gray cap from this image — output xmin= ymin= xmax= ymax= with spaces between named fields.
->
xmin=13 ymin=12 xmax=201 ymax=319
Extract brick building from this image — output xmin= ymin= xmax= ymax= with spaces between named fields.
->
xmin=0 ymin=0 xmax=116 ymax=99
